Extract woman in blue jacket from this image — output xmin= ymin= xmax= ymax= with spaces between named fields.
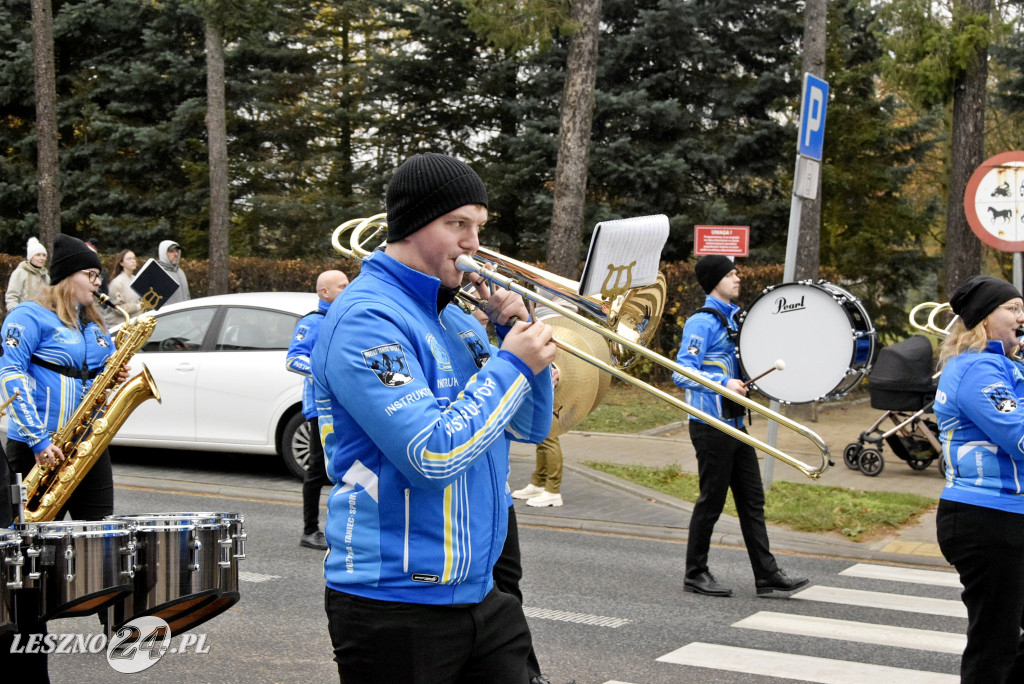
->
xmin=935 ymin=275 xmax=1024 ymax=683
xmin=1 ymin=234 xmax=121 ymax=520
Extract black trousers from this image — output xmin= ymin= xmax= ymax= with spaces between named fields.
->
xmin=492 ymin=505 xmax=542 ymax=680
xmin=685 ymin=420 xmax=777 ymax=580
xmin=302 ymin=418 xmax=331 ymax=535
xmin=5 ymin=439 xmax=114 ymax=521
xmin=325 ymin=586 xmax=531 ymax=684
xmin=937 ymin=499 xmax=1024 ymax=684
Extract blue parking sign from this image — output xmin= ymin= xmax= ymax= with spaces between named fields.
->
xmin=798 ymin=73 xmax=829 ymax=161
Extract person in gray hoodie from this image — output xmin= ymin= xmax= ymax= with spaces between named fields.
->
xmin=156 ymin=239 xmax=190 ymax=305
xmin=5 ymin=237 xmax=50 ymax=312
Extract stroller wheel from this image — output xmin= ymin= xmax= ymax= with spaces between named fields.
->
xmin=858 ymin=448 xmax=884 ymax=476
xmin=939 ymin=453 xmax=950 ymax=477
xmin=843 ymin=443 xmax=861 ymax=470
xmin=908 ymin=458 xmax=932 ymax=471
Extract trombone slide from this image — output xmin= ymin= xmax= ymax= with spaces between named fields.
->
xmin=454 ymin=255 xmax=833 ymax=479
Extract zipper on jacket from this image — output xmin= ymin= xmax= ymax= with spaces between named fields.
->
xmin=403 ymin=488 xmax=411 ymax=572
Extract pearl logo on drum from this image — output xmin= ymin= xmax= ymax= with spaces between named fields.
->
xmin=770 ymin=296 xmax=806 ymax=314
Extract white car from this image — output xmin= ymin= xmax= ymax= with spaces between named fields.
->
xmin=110 ymin=291 xmax=320 ymax=478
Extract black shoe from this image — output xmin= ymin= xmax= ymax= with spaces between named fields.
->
xmin=683 ymin=571 xmax=733 ymax=597
xmin=300 ymin=530 xmax=328 ymax=550
xmin=755 ymin=570 xmax=809 ymax=596
xmin=529 ymin=677 xmax=550 ymax=684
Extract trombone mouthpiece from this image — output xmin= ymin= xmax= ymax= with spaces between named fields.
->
xmin=775 ymin=359 xmax=786 ymax=371
xmin=455 ymin=255 xmax=479 ymax=273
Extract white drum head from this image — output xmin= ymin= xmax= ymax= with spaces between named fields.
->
xmin=738 ymin=283 xmax=858 ymax=403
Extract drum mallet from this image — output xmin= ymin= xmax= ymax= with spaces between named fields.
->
xmin=743 ymin=360 xmax=785 ymax=388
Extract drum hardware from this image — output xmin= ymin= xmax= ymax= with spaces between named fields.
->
xmin=104 ymin=512 xmax=245 ymax=636
xmin=330 ymin=214 xmax=834 ymax=478
xmin=2 ymin=531 xmax=25 ymax=635
xmin=743 ymin=359 xmax=785 ymax=389
xmin=736 ymin=280 xmax=876 ymax=405
xmin=13 ymin=521 xmax=135 ymax=621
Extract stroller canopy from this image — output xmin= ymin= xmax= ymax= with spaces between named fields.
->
xmin=868 ymin=335 xmax=937 ymax=410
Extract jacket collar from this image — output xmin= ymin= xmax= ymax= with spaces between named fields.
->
xmin=361 ymin=250 xmax=443 ymax=315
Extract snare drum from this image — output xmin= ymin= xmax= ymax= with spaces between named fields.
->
xmin=110 ymin=512 xmax=224 ymax=634
xmin=737 ymin=281 xmax=876 ymax=404
xmin=13 ymin=521 xmax=135 ymax=621
xmin=1 ymin=531 xmax=24 ymax=634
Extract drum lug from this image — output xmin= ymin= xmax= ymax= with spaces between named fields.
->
xmin=235 ymin=531 xmax=247 ymax=561
xmin=189 ymin=533 xmax=201 ymax=572
xmin=218 ymin=536 xmax=232 ymax=569
xmin=24 ymin=545 xmax=41 ymax=581
xmin=5 ymin=550 xmax=24 ymax=590
xmin=64 ymin=543 xmax=75 ymax=582
xmin=122 ymin=540 xmax=137 ymax=579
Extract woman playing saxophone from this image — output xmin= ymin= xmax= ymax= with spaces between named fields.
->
xmin=1 ymin=234 xmax=129 ymax=520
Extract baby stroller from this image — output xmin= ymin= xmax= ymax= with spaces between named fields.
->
xmin=843 ymin=335 xmax=943 ymax=477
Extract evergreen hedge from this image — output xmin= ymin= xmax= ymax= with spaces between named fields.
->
xmin=0 ymin=254 xmax=842 ymax=383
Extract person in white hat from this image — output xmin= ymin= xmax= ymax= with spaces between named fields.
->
xmin=5 ymin=237 xmax=50 ymax=312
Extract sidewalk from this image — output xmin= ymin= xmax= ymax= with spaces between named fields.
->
xmin=509 ymin=420 xmax=949 ymax=568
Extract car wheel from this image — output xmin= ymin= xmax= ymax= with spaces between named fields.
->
xmin=281 ymin=412 xmax=311 ymax=479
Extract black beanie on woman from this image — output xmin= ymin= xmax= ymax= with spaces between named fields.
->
xmin=949 ymin=275 xmax=1023 ymax=330
xmin=49 ymin=234 xmax=102 ymax=286
xmin=385 ymin=153 xmax=489 ymax=243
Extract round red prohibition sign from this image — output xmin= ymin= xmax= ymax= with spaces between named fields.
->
xmin=964 ymin=151 xmax=1024 ymax=251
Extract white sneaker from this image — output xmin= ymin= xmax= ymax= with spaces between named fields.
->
xmin=512 ymin=484 xmax=545 ymax=500
xmin=526 ymin=491 xmax=563 ymax=507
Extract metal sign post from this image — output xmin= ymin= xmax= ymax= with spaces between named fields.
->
xmin=766 ymin=73 xmax=829 ymax=489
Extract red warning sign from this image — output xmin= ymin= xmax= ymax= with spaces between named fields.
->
xmin=694 ymin=225 xmax=749 ymax=256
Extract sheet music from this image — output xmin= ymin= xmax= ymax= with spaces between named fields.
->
xmin=579 ymin=214 xmax=669 ymax=298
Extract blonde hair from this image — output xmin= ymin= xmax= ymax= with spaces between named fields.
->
xmin=938 ymin=314 xmax=1020 ymax=368
xmin=33 ymin=280 xmax=108 ymax=333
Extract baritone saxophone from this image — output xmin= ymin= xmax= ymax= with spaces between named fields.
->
xmin=20 ymin=294 xmax=162 ymax=523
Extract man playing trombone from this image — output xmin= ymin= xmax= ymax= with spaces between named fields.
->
xmin=311 ymin=152 xmax=557 ymax=683
xmin=673 ymin=255 xmax=808 ymax=598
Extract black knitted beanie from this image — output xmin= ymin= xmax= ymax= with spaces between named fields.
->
xmin=385 ymin=153 xmax=489 ymax=242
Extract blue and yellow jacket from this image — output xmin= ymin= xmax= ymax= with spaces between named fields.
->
xmin=935 ymin=340 xmax=1024 ymax=514
xmin=285 ymin=299 xmax=329 ymax=420
xmin=311 ymin=251 xmax=553 ymax=605
xmin=672 ymin=294 xmax=744 ymax=429
xmin=1 ymin=302 xmax=114 ymax=453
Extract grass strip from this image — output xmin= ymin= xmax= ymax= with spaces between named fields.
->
xmin=585 ymin=462 xmax=937 ymax=541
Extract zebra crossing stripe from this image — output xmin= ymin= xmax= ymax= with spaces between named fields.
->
xmin=839 ymin=563 xmax=962 ymax=589
xmin=734 ymin=611 xmax=966 ymax=654
xmin=792 ymin=585 xmax=967 ymax=618
xmin=657 ymin=643 xmax=958 ymax=683
xmin=523 ymin=606 xmax=631 ymax=628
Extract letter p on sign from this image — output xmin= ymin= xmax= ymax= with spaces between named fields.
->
xmin=798 ymin=74 xmax=829 ymax=162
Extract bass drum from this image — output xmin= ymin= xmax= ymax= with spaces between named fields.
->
xmin=737 ymin=281 xmax=875 ymax=404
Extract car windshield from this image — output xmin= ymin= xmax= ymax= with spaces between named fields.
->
xmin=143 ymin=308 xmax=217 ymax=352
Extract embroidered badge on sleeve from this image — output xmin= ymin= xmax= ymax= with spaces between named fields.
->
xmin=362 ymin=343 xmax=413 ymax=387
xmin=983 ymin=383 xmax=1019 ymax=413
xmin=686 ymin=334 xmax=705 ymax=356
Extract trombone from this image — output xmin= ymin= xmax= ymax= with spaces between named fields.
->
xmin=909 ymin=302 xmax=955 ymax=338
xmin=330 ymin=215 xmax=833 ymax=479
